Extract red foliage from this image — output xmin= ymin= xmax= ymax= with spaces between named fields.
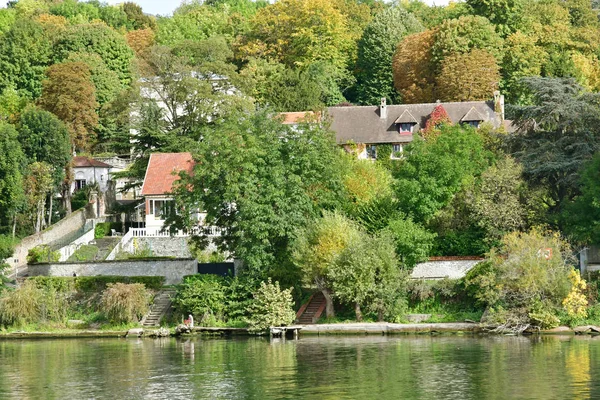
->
xmin=422 ymin=104 xmax=452 ymax=139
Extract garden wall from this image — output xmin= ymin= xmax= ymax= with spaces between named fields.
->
xmin=28 ymin=258 xmax=197 ymax=285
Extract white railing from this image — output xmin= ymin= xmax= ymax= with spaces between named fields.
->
xmin=105 ymin=229 xmax=134 ymax=261
xmin=129 ymin=226 xmax=222 ymax=238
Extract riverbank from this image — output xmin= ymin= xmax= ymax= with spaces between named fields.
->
xmin=2 ymin=322 xmax=599 ymax=339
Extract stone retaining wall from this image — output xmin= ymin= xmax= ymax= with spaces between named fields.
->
xmin=28 ymin=258 xmax=197 ymax=285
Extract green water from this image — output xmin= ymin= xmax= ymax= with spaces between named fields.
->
xmin=0 ymin=335 xmax=599 ymax=399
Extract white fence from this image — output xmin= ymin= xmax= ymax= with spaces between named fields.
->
xmin=105 ymin=226 xmax=222 ymax=260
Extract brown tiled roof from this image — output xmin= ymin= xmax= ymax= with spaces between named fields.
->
xmin=73 ymin=156 xmax=112 ymax=168
xmin=141 ymin=153 xmax=194 ymax=196
xmin=328 ymin=101 xmax=502 ymax=145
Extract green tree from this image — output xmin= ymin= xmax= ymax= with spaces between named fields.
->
xmin=436 ymin=49 xmax=500 ymax=102
xmin=39 ymin=62 xmax=98 ymax=152
xmin=0 ymin=19 xmax=53 ymax=99
xmin=245 ymin=278 xmax=296 ymax=331
xmin=507 ymin=77 xmax=600 ymax=220
xmin=23 ymin=161 xmax=54 ymax=233
xmin=354 ymin=6 xmax=423 ymax=105
xmin=328 ymin=232 xmax=406 ymax=321
xmin=293 ymin=212 xmax=363 ymax=318
xmin=0 ymin=85 xmax=29 ymax=123
xmin=65 ymin=52 xmax=122 ymax=106
xmin=466 ymin=0 xmax=524 ymax=36
xmin=396 ymin=124 xmax=493 ymax=223
xmin=53 ymin=23 xmax=135 ymax=86
xmin=0 ymin=8 xmax=16 ymax=36
xmin=385 ymin=216 xmax=436 ymax=268
xmin=431 ymin=15 xmax=504 ymax=65
xmin=122 ymin=2 xmax=156 ymax=30
xmin=0 ymin=122 xmax=25 ymax=235
xmin=168 ymin=111 xmax=346 ymax=285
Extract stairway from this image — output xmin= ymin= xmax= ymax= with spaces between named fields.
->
xmin=296 ymin=292 xmax=326 ymax=325
xmin=94 ymin=237 xmax=120 ymax=260
xmin=142 ymin=288 xmax=176 ymax=327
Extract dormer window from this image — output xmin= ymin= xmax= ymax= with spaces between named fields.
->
xmin=394 ymin=110 xmax=418 ymax=135
xmin=460 ymin=107 xmax=485 ymax=129
xmin=399 ymin=123 xmax=415 ymax=133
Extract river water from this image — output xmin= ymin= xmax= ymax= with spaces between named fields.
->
xmin=0 ymin=335 xmax=599 ymax=399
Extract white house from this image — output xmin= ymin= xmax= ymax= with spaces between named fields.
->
xmin=71 ymin=156 xmax=113 ymax=194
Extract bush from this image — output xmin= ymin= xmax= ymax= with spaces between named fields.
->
xmin=94 ymin=222 xmax=111 ymax=239
xmin=173 ymin=275 xmax=227 ymax=326
xmin=71 ymin=189 xmax=88 ymax=211
xmin=245 ymin=279 xmax=295 ymax=332
xmin=99 ymin=283 xmax=151 ymax=323
xmin=28 ymin=276 xmax=75 ymax=293
xmin=0 ymin=235 xmax=16 ymax=262
xmin=0 ymin=280 xmax=72 ymax=326
xmin=27 ymin=245 xmax=60 ymax=264
xmin=74 ymin=276 xmax=165 ymax=292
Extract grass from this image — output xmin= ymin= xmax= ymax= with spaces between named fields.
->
xmin=68 ymin=245 xmax=99 ymax=262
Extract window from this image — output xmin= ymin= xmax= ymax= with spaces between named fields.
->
xmin=391 ymin=144 xmax=403 ymax=159
xmin=464 ymin=120 xmax=481 ymax=128
xmin=399 ymin=123 xmax=414 ymax=133
xmin=366 ymin=145 xmax=377 ymax=160
xmin=151 ymin=199 xmax=175 ymax=219
xmin=75 ymin=179 xmax=87 ymax=191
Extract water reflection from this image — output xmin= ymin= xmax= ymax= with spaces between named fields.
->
xmin=0 ymin=335 xmax=598 ymax=399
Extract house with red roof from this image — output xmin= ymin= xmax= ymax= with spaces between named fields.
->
xmin=140 ymin=152 xmax=195 ymax=233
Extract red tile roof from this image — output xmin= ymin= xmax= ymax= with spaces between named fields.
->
xmin=279 ymin=111 xmax=320 ymax=124
xmin=73 ymin=156 xmax=112 ymax=168
xmin=141 ymin=153 xmax=194 ymax=196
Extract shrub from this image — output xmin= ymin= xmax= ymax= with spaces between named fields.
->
xmin=0 ymin=280 xmax=72 ymax=326
xmin=27 ymin=245 xmax=60 ymax=264
xmin=99 ymin=283 xmax=151 ymax=323
xmin=94 ymin=222 xmax=111 ymax=239
xmin=68 ymin=245 xmax=99 ymax=262
xmin=75 ymin=276 xmax=165 ymax=292
xmin=0 ymin=235 xmax=16 ymax=262
xmin=245 ymin=279 xmax=295 ymax=332
xmin=173 ymin=275 xmax=227 ymax=326
xmin=29 ymin=276 xmax=75 ymax=293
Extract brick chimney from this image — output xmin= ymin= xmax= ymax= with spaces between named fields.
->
xmin=380 ymin=98 xmax=387 ymax=120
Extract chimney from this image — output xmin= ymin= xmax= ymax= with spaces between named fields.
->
xmin=494 ymin=90 xmax=505 ymax=121
xmin=380 ymin=98 xmax=387 ymax=120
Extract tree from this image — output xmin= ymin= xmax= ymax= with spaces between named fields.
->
xmin=385 ymin=216 xmax=436 ymax=268
xmin=396 ymin=124 xmax=493 ymax=223
xmin=421 ymin=104 xmax=451 ymax=139
xmin=238 ymin=0 xmax=358 ymax=70
xmin=436 ymin=49 xmax=500 ymax=102
xmin=0 ymin=8 xmax=16 ymax=36
xmin=122 ymin=2 xmax=156 ymax=30
xmin=53 ymin=23 xmax=135 ymax=86
xmin=65 ymin=52 xmax=122 ymax=107
xmin=392 ymin=30 xmax=436 ymax=103
xmin=23 ymin=162 xmax=54 ymax=233
xmin=328 ymin=232 xmax=405 ymax=321
xmin=466 ymin=0 xmax=524 ymax=36
xmin=342 ymin=157 xmax=394 ymax=213
xmin=293 ymin=212 xmax=363 ymax=318
xmin=167 ymin=111 xmax=346 ymax=283
xmin=0 ymin=122 xmax=25 ymax=235
xmin=354 ymin=6 xmax=423 ymax=105
xmin=0 ymin=19 xmax=53 ymax=99
xmin=0 ymin=85 xmax=29 ymax=123
xmin=431 ymin=15 xmax=504 ymax=65
xmin=245 ymin=279 xmax=296 ymax=331
xmin=39 ymin=62 xmax=98 ymax=152
xmin=126 ymin=28 xmax=155 ymax=57
xmin=507 ymin=77 xmax=600 ymax=219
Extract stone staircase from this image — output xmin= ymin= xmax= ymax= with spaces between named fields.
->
xmin=142 ymin=288 xmax=176 ymax=327
xmin=296 ymin=292 xmax=326 ymax=325
xmin=93 ymin=237 xmax=120 ymax=260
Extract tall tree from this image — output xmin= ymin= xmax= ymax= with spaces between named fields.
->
xmin=466 ymin=0 xmax=524 ymax=36
xmin=39 ymin=62 xmax=98 ymax=152
xmin=354 ymin=6 xmax=423 ymax=105
xmin=167 ymin=111 xmax=346 ymax=282
xmin=392 ymin=30 xmax=436 ymax=103
xmin=0 ymin=122 xmax=25 ymax=235
xmin=436 ymin=49 xmax=500 ymax=102
xmin=0 ymin=19 xmax=53 ymax=99
xmin=23 ymin=161 xmax=54 ymax=233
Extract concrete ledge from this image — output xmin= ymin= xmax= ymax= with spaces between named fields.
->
xmin=291 ymin=322 xmax=482 ymax=335
xmin=0 ymin=331 xmax=127 ymax=339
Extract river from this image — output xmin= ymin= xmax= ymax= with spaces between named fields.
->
xmin=0 ymin=335 xmax=599 ymax=399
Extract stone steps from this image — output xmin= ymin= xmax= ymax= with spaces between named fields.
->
xmin=142 ymin=288 xmax=176 ymax=327
xmin=297 ymin=292 xmax=326 ymax=325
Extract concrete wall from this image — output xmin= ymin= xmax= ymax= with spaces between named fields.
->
xmin=28 ymin=258 xmax=197 ymax=285
xmin=411 ymin=259 xmax=482 ymax=280
xmin=9 ymin=207 xmax=92 ymax=273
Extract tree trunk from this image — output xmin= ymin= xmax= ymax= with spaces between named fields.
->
xmin=35 ymin=201 xmax=42 ymax=233
xmin=47 ymin=194 xmax=53 ymax=227
xmin=63 ymin=185 xmax=72 ymax=215
xmin=12 ymin=214 xmax=16 ymax=238
xmin=321 ymin=288 xmax=335 ymax=319
xmin=355 ymin=302 xmax=363 ymax=322
xmin=377 ymin=309 xmax=384 ymax=322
